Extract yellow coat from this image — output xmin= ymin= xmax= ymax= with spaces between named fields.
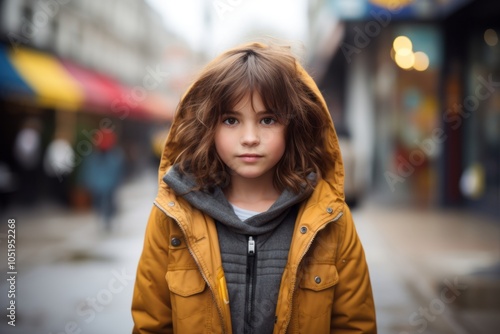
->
xmin=132 ymin=62 xmax=377 ymax=334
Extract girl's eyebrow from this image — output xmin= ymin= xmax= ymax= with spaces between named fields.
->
xmin=223 ymin=109 xmax=271 ymax=115
xmin=222 ymin=110 xmax=239 ymax=116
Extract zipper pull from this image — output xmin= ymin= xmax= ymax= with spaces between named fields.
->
xmin=248 ymin=236 xmax=255 ymax=256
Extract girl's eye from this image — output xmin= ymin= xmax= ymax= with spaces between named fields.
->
xmin=261 ymin=117 xmax=276 ymax=125
xmin=223 ymin=118 xmax=238 ymax=125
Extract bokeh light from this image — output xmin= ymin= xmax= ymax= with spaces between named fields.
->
xmin=413 ymin=51 xmax=430 ymax=71
xmin=395 ymin=50 xmax=415 ymax=69
xmin=484 ymin=28 xmax=498 ymax=46
xmin=393 ymin=35 xmax=413 ymax=56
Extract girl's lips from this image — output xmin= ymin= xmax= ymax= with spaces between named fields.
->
xmin=238 ymin=154 xmax=262 ymax=162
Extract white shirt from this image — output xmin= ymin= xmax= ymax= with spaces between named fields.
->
xmin=230 ymin=203 xmax=261 ymax=221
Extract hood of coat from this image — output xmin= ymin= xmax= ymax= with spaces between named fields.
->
xmin=155 ymin=56 xmax=345 ymax=212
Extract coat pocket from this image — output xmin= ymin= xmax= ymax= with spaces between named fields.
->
xmin=297 ymin=263 xmax=339 ymax=318
xmin=165 ymin=269 xmax=208 ymax=320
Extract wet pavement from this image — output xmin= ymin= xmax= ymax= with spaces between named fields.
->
xmin=0 ymin=170 xmax=499 ymax=334
xmin=355 ymin=205 xmax=500 ymax=334
xmin=0 ymin=171 xmax=157 ymax=334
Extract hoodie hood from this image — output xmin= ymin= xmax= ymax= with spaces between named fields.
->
xmin=156 ymin=56 xmax=345 ymax=210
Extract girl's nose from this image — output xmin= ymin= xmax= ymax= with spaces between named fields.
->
xmin=240 ymin=125 xmax=260 ymax=146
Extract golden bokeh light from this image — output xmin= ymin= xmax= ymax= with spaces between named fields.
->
xmin=395 ymin=51 xmax=415 ymax=70
xmin=413 ymin=51 xmax=430 ymax=71
xmin=393 ymin=36 xmax=413 ymax=56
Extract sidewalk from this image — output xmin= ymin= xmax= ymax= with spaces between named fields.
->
xmin=354 ymin=201 xmax=500 ymax=334
xmin=0 ymin=201 xmax=100 ymax=273
xmin=0 ymin=170 xmax=158 ymax=334
xmin=0 ymin=170 xmax=158 ymax=272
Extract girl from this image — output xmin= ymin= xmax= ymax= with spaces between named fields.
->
xmin=132 ymin=42 xmax=376 ymax=333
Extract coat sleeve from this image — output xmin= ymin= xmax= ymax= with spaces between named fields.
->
xmin=331 ymin=204 xmax=377 ymax=333
xmin=132 ymin=205 xmax=173 ymax=334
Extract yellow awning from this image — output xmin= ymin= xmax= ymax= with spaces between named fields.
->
xmin=8 ymin=47 xmax=84 ymax=111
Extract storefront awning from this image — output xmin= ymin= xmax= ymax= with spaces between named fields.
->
xmin=1 ymin=45 xmax=175 ymax=120
xmin=0 ymin=45 xmax=35 ymax=100
xmin=61 ymin=60 xmax=125 ymax=114
xmin=62 ymin=60 xmax=176 ymax=121
xmin=8 ymin=47 xmax=84 ymax=111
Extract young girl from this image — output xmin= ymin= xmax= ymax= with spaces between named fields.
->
xmin=132 ymin=42 xmax=376 ymax=334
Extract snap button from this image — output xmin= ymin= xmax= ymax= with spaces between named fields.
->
xmin=171 ymin=237 xmax=181 ymax=247
xmin=300 ymin=226 xmax=307 ymax=234
xmin=314 ymin=276 xmax=321 ymax=284
xmin=168 ymin=201 xmax=175 ymax=207
xmin=326 ymin=207 xmax=333 ymax=214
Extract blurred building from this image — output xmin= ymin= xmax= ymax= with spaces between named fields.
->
xmin=0 ymin=0 xmax=188 ymax=208
xmin=308 ymin=0 xmax=499 ymax=218
xmin=442 ymin=1 xmax=500 ymax=217
xmin=0 ymin=0 xmax=170 ymax=87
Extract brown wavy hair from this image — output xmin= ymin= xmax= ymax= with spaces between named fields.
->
xmin=168 ymin=42 xmax=335 ymax=193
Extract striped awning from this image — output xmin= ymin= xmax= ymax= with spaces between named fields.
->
xmin=60 ymin=59 xmax=125 ymax=113
xmin=0 ymin=45 xmax=174 ymax=120
xmin=8 ymin=47 xmax=84 ymax=111
xmin=0 ymin=45 xmax=35 ymax=100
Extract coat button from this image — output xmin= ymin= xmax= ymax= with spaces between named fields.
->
xmin=314 ymin=276 xmax=321 ymax=284
xmin=326 ymin=207 xmax=333 ymax=214
xmin=300 ymin=226 xmax=307 ymax=234
xmin=168 ymin=201 xmax=175 ymax=207
xmin=171 ymin=237 xmax=181 ymax=247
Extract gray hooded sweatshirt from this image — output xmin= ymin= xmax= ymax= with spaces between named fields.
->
xmin=163 ymin=165 xmax=313 ymax=334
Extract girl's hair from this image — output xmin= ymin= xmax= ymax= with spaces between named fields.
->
xmin=169 ymin=42 xmax=335 ymax=193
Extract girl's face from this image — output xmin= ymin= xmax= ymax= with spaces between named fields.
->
xmin=215 ymin=92 xmax=286 ymax=185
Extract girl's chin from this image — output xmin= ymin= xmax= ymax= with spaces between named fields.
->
xmin=229 ymin=169 xmax=274 ymax=181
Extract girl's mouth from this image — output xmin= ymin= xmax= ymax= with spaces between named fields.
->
xmin=238 ymin=154 xmax=262 ymax=162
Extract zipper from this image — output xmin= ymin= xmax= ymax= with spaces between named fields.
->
xmin=248 ymin=235 xmax=256 ymax=255
xmin=154 ymin=201 xmax=227 ymax=334
xmin=281 ymin=211 xmax=343 ymax=333
xmin=244 ymin=236 xmax=257 ymax=334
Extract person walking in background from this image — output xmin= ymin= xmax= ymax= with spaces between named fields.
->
xmin=79 ymin=130 xmax=124 ymax=232
xmin=13 ymin=118 xmax=43 ymax=205
xmin=132 ymin=42 xmax=376 ymax=333
xmin=43 ymin=136 xmax=75 ymax=206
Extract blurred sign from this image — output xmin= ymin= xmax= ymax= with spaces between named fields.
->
xmin=329 ymin=0 xmax=473 ymax=20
